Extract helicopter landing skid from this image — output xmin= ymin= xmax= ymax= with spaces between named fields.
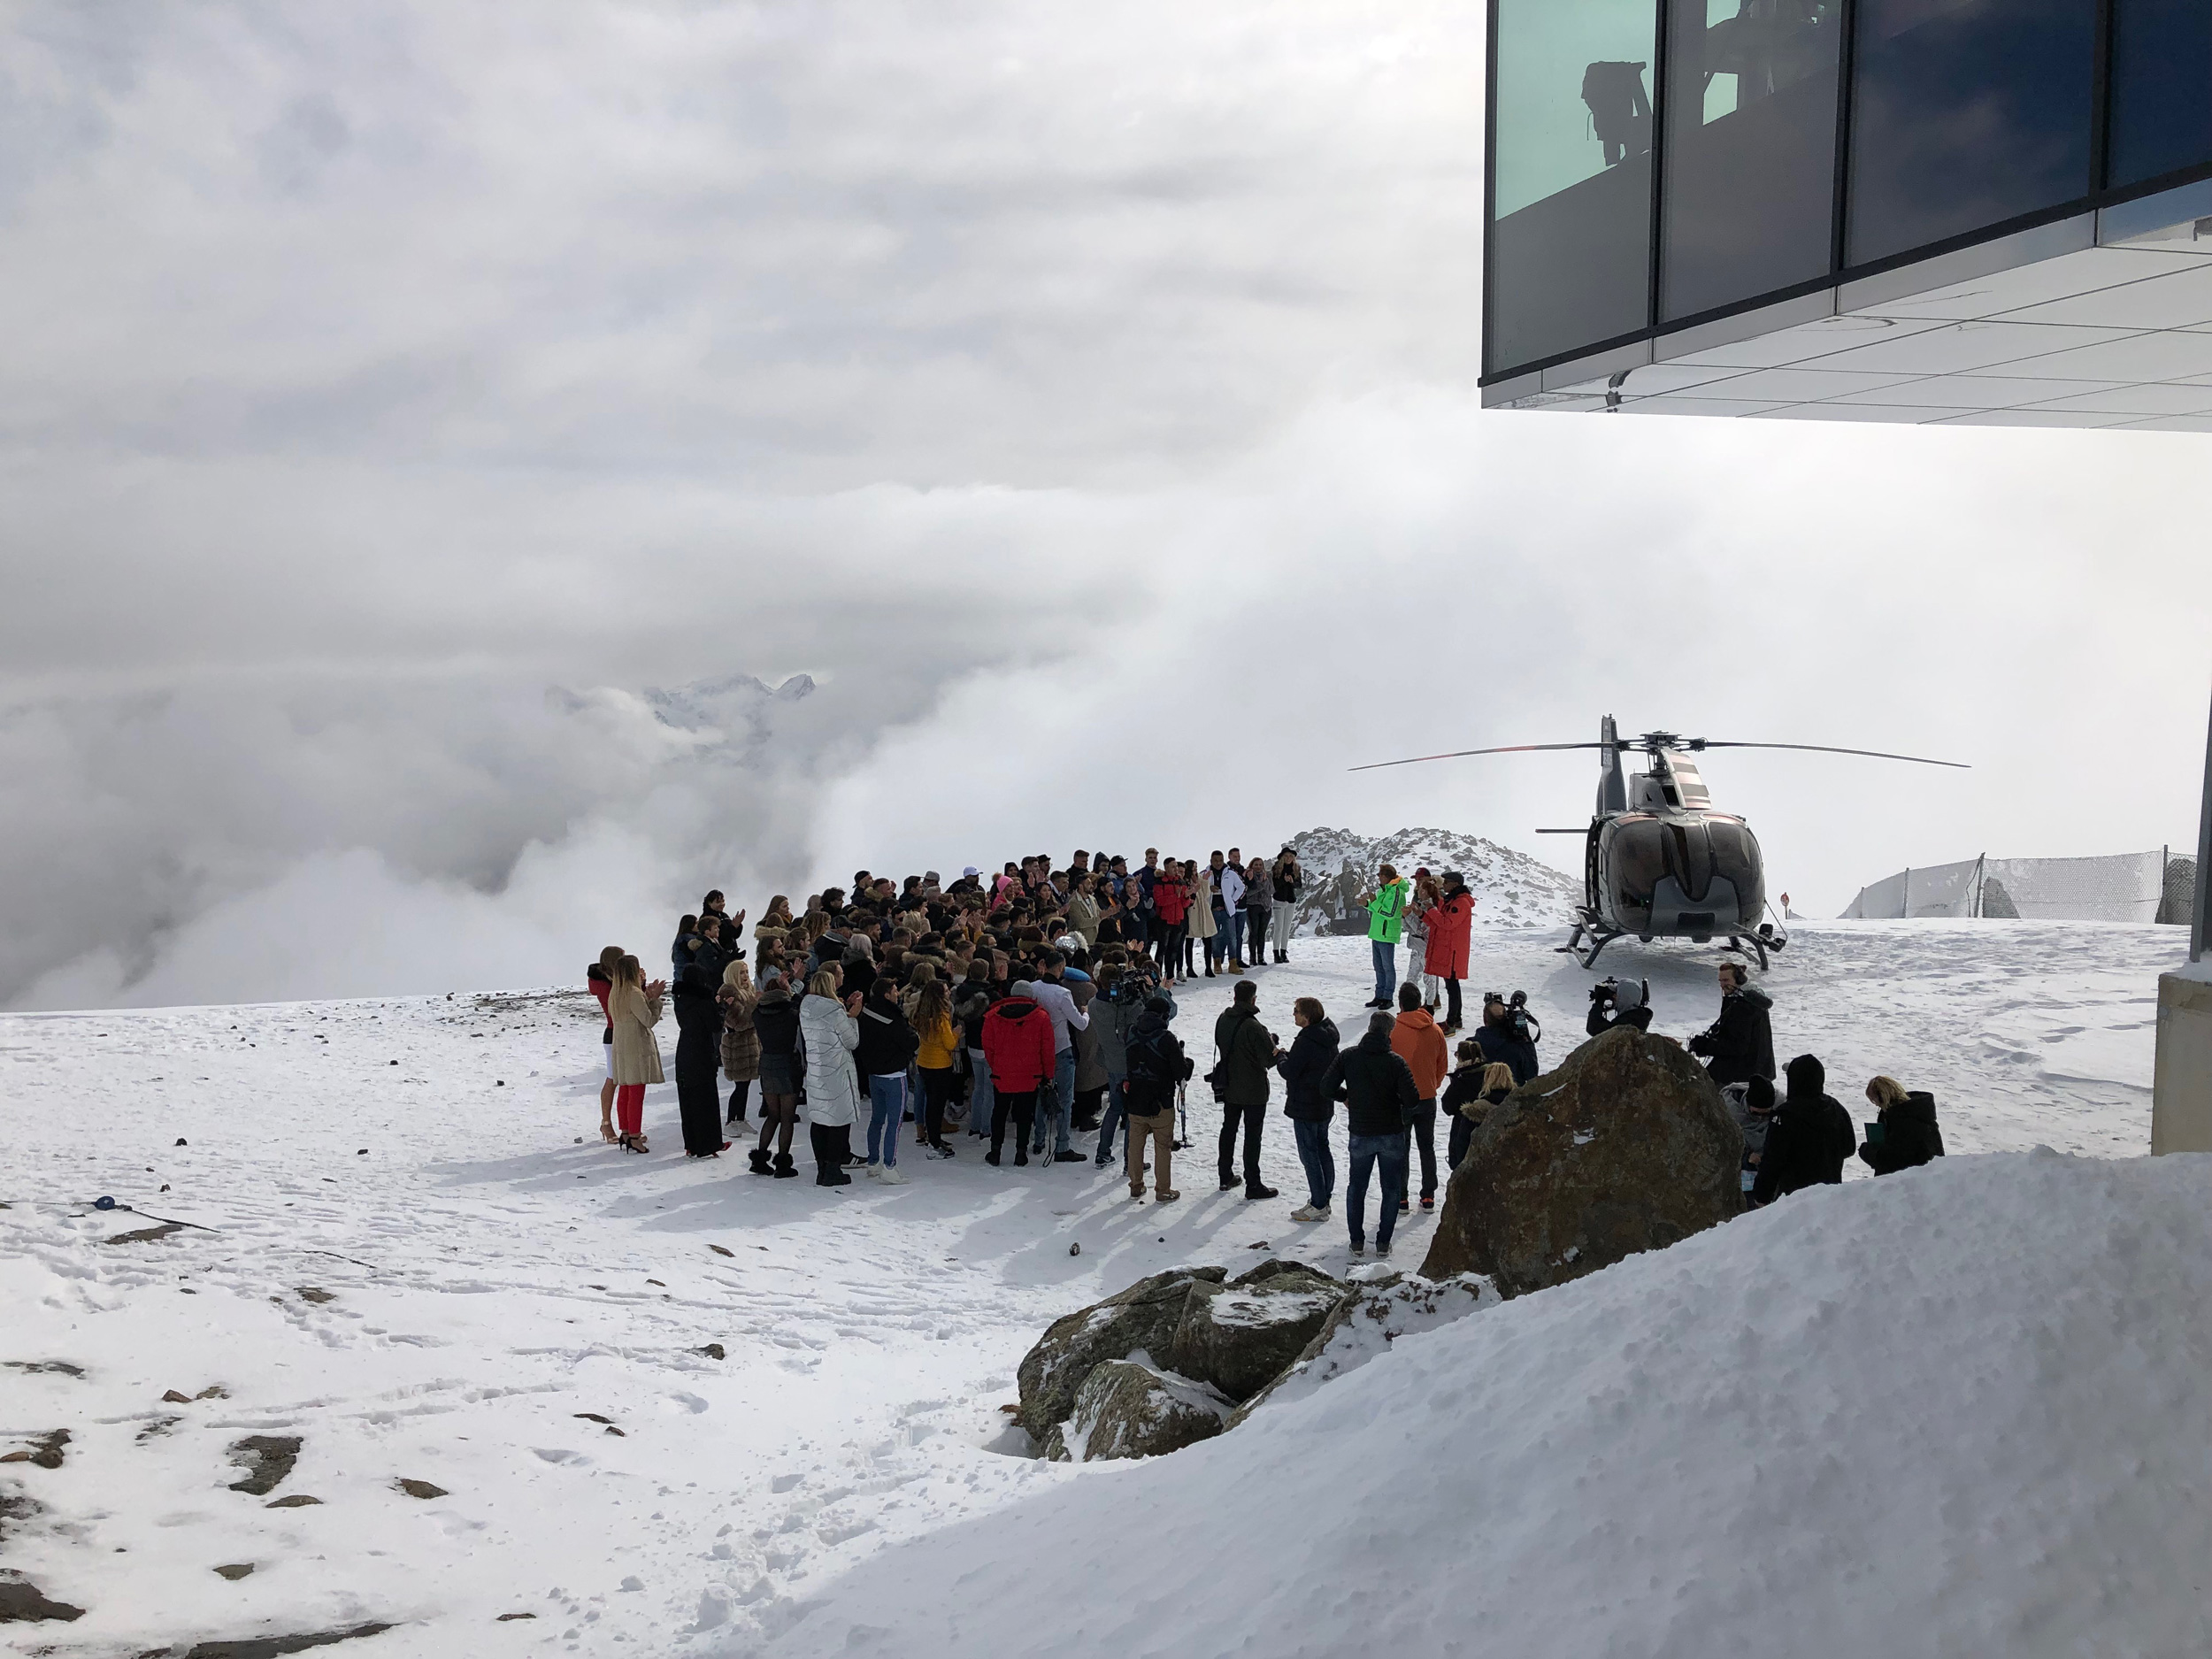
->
xmin=1558 ymin=918 xmax=1625 ymax=969
xmin=1722 ymin=925 xmax=1788 ymax=972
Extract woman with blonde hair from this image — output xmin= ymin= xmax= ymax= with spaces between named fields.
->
xmin=718 ymin=958 xmax=762 ymax=1127
xmin=1858 ymin=1074 xmax=1945 ymax=1173
xmin=608 ymin=954 xmax=667 ymax=1153
xmin=799 ymin=965 xmax=864 ymax=1186
xmin=1445 ymin=1053 xmax=1515 ymax=1172
xmin=1187 ymin=857 xmax=1217 ymax=979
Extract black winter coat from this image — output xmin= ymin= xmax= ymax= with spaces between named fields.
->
xmin=1212 ymin=1007 xmax=1278 ymax=1107
xmin=1586 ymin=1003 xmax=1653 ymax=1038
xmin=1860 ymin=1091 xmax=1945 ymax=1174
xmin=1752 ymin=1090 xmax=1855 ymax=1203
xmin=1320 ymin=1031 xmax=1419 ymax=1137
xmin=1278 ymin=1018 xmax=1340 ymax=1121
xmin=753 ymin=990 xmax=802 ymax=1063
xmin=1475 ymin=1024 xmax=1540 ymax=1086
xmin=1691 ymin=987 xmax=1775 ymax=1087
xmin=854 ymin=995 xmax=919 ymax=1078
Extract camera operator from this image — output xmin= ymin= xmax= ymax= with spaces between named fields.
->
xmin=1686 ymin=962 xmax=1775 ymax=1089
xmin=1474 ymin=991 xmax=1540 ymax=1085
xmin=1586 ymin=977 xmax=1652 ymax=1039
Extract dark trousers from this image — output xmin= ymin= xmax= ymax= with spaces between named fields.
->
xmin=1073 ymin=1083 xmax=1104 ymax=1129
xmin=1293 ymin=1117 xmax=1334 ymax=1209
xmin=1158 ymin=922 xmax=1187 ymax=978
xmin=1219 ymin=1097 xmax=1264 ymax=1190
xmin=919 ymin=1065 xmax=955 ymax=1147
xmin=1447 ymin=1109 xmax=1476 ymax=1171
xmin=1443 ymin=977 xmax=1463 ymax=1028
xmin=810 ymin=1121 xmax=852 ymax=1185
xmin=991 ymin=1089 xmax=1037 ymax=1158
xmin=726 ymin=1078 xmax=752 ymax=1122
xmin=1347 ymin=1130 xmax=1409 ymax=1249
xmin=1409 ymin=1099 xmax=1439 ymax=1199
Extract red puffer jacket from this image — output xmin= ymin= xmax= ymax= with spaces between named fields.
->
xmin=1153 ymin=880 xmax=1190 ymax=926
xmin=981 ymin=996 xmax=1057 ymax=1092
xmin=1423 ymin=890 xmax=1474 ymax=978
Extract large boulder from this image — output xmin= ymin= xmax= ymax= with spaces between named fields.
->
xmin=1166 ymin=1261 xmax=1351 ymax=1402
xmin=1419 ymin=1028 xmax=1741 ymax=1296
xmin=1224 ymin=1270 xmax=1498 ymax=1429
xmin=1016 ymin=1266 xmax=1226 ymax=1440
xmin=1041 ymin=1360 xmax=1233 ymax=1463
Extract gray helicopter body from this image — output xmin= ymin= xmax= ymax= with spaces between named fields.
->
xmin=1352 ymin=712 xmax=1966 ymax=972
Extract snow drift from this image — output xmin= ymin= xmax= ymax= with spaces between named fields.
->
xmin=762 ymin=1152 xmax=2212 ymax=1659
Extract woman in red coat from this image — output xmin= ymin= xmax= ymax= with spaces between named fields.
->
xmin=1422 ymin=872 xmax=1476 ymax=1033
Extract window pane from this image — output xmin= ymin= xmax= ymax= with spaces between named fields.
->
xmin=2110 ymin=0 xmax=2212 ymax=188
xmin=1662 ymin=2 xmax=1843 ymax=321
xmin=1487 ymin=0 xmax=1657 ymax=376
xmin=1846 ymin=0 xmax=2096 ymax=267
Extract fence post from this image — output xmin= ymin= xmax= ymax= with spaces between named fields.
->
xmin=2194 ymin=692 xmax=2212 ymax=963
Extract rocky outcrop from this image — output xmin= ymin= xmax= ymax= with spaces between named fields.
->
xmin=1419 ymin=1027 xmax=1741 ymax=1296
xmin=1166 ymin=1262 xmax=1351 ymax=1402
xmin=1225 ymin=1271 xmax=1497 ymax=1429
xmin=226 ymin=1435 xmax=301 ymax=1496
xmin=1015 ymin=1267 xmax=1226 ymax=1440
xmin=1041 ymin=1361 xmax=1233 ymax=1463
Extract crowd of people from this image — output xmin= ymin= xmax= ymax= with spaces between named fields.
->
xmin=578 ymin=849 xmax=1945 ymax=1258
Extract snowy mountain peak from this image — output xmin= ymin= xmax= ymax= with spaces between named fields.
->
xmin=1286 ymin=826 xmax=1580 ymax=932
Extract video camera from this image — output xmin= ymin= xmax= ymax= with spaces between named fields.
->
xmin=1483 ymin=988 xmax=1542 ymax=1044
xmin=1590 ymin=977 xmax=1648 ymax=1012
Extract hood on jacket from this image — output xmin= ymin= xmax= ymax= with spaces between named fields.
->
xmin=1784 ymin=1052 xmax=1825 ymax=1101
xmin=1732 ymin=984 xmax=1774 ymax=1012
xmin=991 ymin=997 xmax=1041 ymax=1022
xmin=1302 ymin=1017 xmax=1340 ymax=1044
xmin=1394 ymin=1009 xmax=1438 ymax=1034
xmin=1892 ymin=1090 xmax=1939 ymax=1125
xmin=1356 ymin=1026 xmax=1394 ymax=1055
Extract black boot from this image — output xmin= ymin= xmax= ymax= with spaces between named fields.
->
xmin=749 ymin=1148 xmax=772 ymax=1175
xmin=772 ymin=1151 xmax=797 ymax=1179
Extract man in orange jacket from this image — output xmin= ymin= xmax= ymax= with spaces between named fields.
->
xmin=1390 ymin=982 xmax=1449 ymax=1210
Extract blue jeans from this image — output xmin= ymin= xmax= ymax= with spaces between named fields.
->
xmin=1346 ymin=1130 xmax=1409 ymax=1249
xmin=865 ymin=1074 xmax=906 ymax=1166
xmin=1294 ymin=1118 xmax=1335 ymax=1210
xmin=1226 ymin=910 xmax=1246 ymax=963
xmin=1034 ymin=1048 xmax=1075 ymax=1153
xmin=1371 ymin=939 xmax=1397 ymax=1002
xmin=1095 ymin=1072 xmax=1127 ymax=1164
xmin=1209 ymin=906 xmax=1230 ymax=967
xmin=966 ymin=1049 xmax=994 ymax=1136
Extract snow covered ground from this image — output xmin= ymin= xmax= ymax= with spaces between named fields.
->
xmin=0 ymin=923 xmax=2192 ymax=1655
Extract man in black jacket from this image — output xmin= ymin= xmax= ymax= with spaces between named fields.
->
xmin=1751 ymin=1053 xmax=1855 ymax=1204
xmin=1212 ymin=979 xmax=1280 ymax=1199
xmin=1319 ymin=1011 xmax=1419 ymax=1258
xmin=855 ymin=979 xmax=918 ymax=1183
xmin=1123 ymin=995 xmax=1187 ymax=1202
xmin=1687 ymin=964 xmax=1774 ymax=1088
xmin=1474 ymin=998 xmax=1540 ymax=1086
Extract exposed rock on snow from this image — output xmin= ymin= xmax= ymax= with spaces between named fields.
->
xmin=0 ymin=1572 xmax=85 ymax=1623
xmin=1422 ymin=1027 xmax=1741 ymax=1295
xmin=396 ymin=1478 xmax=448 ymax=1501
xmin=224 ymin=1436 xmax=300 ymax=1498
xmin=1042 ymin=1361 xmax=1232 ymax=1464
xmin=1225 ymin=1270 xmax=1498 ymax=1429
xmin=1015 ymin=1267 xmax=1226 ymax=1440
xmin=1286 ymin=826 xmax=1580 ymax=933
xmin=1165 ymin=1262 xmax=1350 ymax=1402
xmin=1 ymin=1431 xmax=69 ymax=1470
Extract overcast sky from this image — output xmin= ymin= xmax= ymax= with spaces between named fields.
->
xmin=4 ymin=1 xmax=2208 ymax=1010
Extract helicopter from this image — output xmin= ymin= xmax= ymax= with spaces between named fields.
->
xmin=1351 ymin=715 xmax=1967 ymax=971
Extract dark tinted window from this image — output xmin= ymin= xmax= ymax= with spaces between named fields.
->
xmin=1846 ymin=0 xmax=2097 ymax=266
xmin=1487 ymin=0 xmax=1657 ymax=374
xmin=1662 ymin=2 xmax=1842 ymax=321
xmin=2110 ymin=0 xmax=2212 ymax=188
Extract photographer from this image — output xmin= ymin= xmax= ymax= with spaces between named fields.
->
xmin=1474 ymin=992 xmax=1541 ymax=1086
xmin=1686 ymin=963 xmax=1775 ymax=1089
xmin=1586 ymin=977 xmax=1653 ymax=1039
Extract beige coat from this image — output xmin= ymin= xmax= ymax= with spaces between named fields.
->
xmin=1188 ymin=871 xmax=1217 ymax=941
xmin=610 ymin=981 xmax=665 ymax=1086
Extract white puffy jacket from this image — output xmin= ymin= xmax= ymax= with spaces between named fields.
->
xmin=798 ymin=993 xmax=862 ymax=1126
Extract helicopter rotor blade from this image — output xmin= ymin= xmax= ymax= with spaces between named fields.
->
xmin=1347 ymin=741 xmax=1610 ymax=773
xmin=1692 ymin=741 xmax=1969 ymax=769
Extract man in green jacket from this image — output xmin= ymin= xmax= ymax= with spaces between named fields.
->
xmin=1363 ymin=864 xmax=1408 ymax=1010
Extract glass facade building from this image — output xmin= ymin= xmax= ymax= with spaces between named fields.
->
xmin=1484 ymin=1 xmax=2212 ymax=429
